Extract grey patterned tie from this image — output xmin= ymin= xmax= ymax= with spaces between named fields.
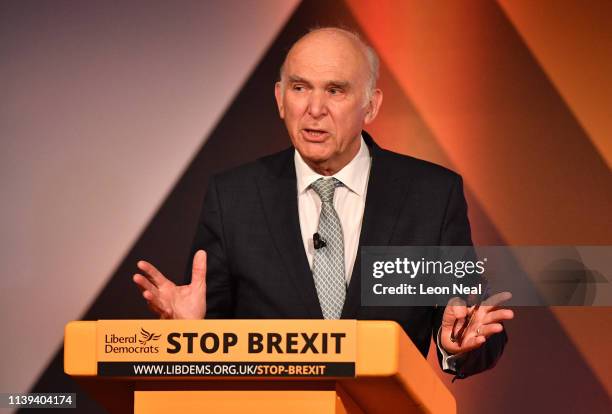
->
xmin=310 ymin=177 xmax=346 ymax=319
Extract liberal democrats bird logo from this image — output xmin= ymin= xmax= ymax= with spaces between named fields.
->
xmin=139 ymin=328 xmax=161 ymax=345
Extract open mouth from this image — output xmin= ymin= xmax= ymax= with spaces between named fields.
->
xmin=302 ymin=129 xmax=329 ymax=141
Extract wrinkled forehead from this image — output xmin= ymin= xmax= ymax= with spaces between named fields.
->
xmin=283 ymin=31 xmax=370 ymax=84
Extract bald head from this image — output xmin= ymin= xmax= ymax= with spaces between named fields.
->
xmin=279 ymin=28 xmax=379 ymax=101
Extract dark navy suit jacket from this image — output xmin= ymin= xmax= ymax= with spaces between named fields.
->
xmin=190 ymin=131 xmax=507 ymax=379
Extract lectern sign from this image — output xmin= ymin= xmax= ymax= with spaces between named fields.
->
xmin=96 ymin=320 xmax=356 ymax=377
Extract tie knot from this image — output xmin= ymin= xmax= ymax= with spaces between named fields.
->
xmin=310 ymin=178 xmax=342 ymax=203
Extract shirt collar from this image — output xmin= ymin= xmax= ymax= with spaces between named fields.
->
xmin=294 ymin=135 xmax=371 ymax=196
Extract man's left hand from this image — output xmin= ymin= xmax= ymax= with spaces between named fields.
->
xmin=440 ymin=292 xmax=514 ymax=355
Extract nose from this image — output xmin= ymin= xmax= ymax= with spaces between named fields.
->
xmin=307 ymin=90 xmax=328 ymax=119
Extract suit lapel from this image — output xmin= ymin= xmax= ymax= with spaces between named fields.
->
xmin=342 ymin=134 xmax=409 ymax=318
xmin=257 ymin=150 xmax=323 ymax=318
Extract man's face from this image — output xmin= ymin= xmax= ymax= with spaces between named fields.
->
xmin=274 ymin=31 xmax=381 ymax=174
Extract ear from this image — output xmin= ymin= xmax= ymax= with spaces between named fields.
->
xmin=364 ymin=88 xmax=383 ymax=125
xmin=274 ymin=82 xmax=285 ymax=119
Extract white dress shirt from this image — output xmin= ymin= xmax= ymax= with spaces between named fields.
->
xmin=294 ymin=136 xmax=371 ymax=285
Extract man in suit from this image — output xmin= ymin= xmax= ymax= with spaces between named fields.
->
xmin=133 ymin=27 xmax=513 ymax=379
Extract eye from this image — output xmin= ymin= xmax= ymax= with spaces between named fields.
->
xmin=292 ymin=84 xmax=305 ymax=92
xmin=328 ymin=87 xmax=344 ymax=96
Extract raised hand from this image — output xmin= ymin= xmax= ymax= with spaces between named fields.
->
xmin=440 ymin=292 xmax=514 ymax=355
xmin=132 ymin=250 xmax=207 ymax=320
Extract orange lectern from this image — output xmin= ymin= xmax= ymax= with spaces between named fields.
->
xmin=64 ymin=320 xmax=455 ymax=413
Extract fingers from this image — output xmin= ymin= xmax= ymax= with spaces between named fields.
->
xmin=137 ymin=260 xmax=169 ymax=288
xmin=482 ymin=309 xmax=514 ymax=325
xmin=142 ymin=289 xmax=161 ymax=309
xmin=474 ymin=323 xmax=504 ymax=338
xmin=133 ymin=263 xmax=172 ymax=318
xmin=191 ymin=250 xmax=207 ymax=286
xmin=481 ymin=291 xmax=512 ymax=309
xmin=133 ymin=273 xmax=158 ymax=294
xmin=447 ymin=296 xmax=466 ymax=307
xmin=462 ymin=335 xmax=487 ymax=351
xmin=142 ymin=290 xmax=167 ymax=316
xmin=451 ymin=305 xmax=468 ymax=320
xmin=457 ymin=323 xmax=503 ymax=352
xmin=133 ymin=273 xmax=163 ymax=315
xmin=444 ymin=296 xmax=468 ymax=320
xmin=142 ymin=290 xmax=156 ymax=302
